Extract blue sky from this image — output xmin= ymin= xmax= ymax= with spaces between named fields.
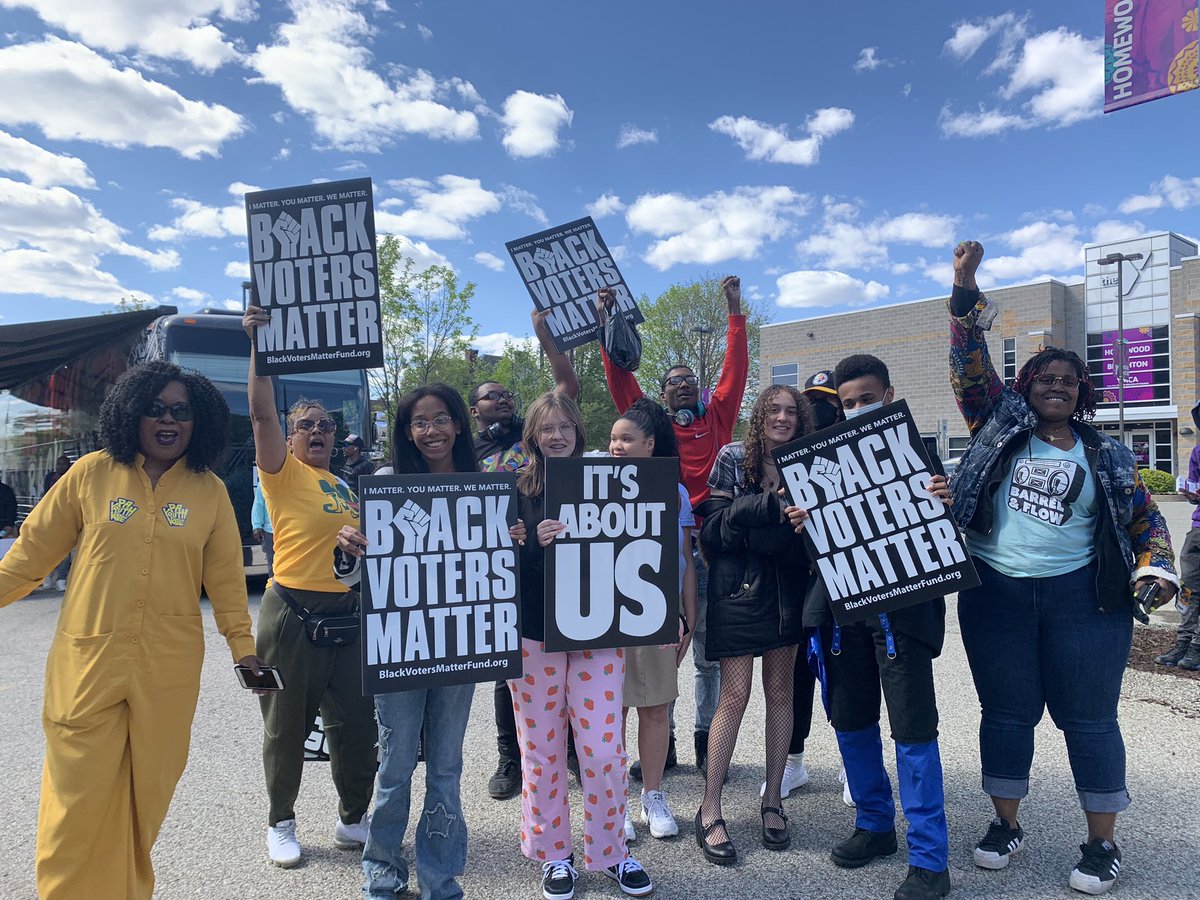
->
xmin=0 ymin=0 xmax=1198 ymax=352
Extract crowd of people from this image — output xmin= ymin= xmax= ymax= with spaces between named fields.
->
xmin=0 ymin=242 xmax=1186 ymax=900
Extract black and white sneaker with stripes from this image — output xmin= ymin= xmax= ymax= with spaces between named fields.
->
xmin=973 ymin=816 xmax=1025 ymax=869
xmin=1070 ymin=837 xmax=1122 ymax=895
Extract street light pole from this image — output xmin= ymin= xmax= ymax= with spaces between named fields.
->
xmin=1096 ymin=252 xmax=1143 ymax=449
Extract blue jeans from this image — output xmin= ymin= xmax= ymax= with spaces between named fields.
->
xmin=362 ymin=683 xmax=474 ymax=900
xmin=958 ymin=559 xmax=1132 ymax=813
xmin=691 ymin=545 xmax=720 ymax=733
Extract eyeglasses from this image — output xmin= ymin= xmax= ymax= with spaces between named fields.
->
xmin=480 ymin=390 xmax=513 ymax=402
xmin=664 ymin=374 xmax=699 ymax=387
xmin=143 ymin=401 xmax=193 ymax=422
xmin=294 ymin=417 xmax=336 ymax=433
xmin=1033 ymin=374 xmax=1082 ymax=390
xmin=538 ymin=423 xmax=574 ymax=438
xmin=411 ymin=415 xmax=454 ymax=433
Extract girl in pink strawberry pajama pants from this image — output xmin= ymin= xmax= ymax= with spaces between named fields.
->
xmin=510 ymin=641 xmax=628 ymax=869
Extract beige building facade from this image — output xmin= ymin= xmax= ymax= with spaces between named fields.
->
xmin=761 ymin=232 xmax=1200 ymax=476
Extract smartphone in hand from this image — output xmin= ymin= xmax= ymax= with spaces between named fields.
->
xmin=235 ymin=664 xmax=285 ymax=691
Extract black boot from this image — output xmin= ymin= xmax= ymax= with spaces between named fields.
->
xmin=894 ymin=865 xmax=951 ymax=900
xmin=1156 ymin=638 xmax=1192 ymax=666
xmin=665 ymin=733 xmax=677 ymax=771
xmin=831 ymin=827 xmax=899 ymax=868
xmin=487 ymin=743 xmax=521 ymax=800
xmin=1178 ymin=642 xmax=1200 ymax=671
xmin=694 ymin=731 xmax=709 ymax=775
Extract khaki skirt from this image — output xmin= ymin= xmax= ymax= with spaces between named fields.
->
xmin=622 ymin=644 xmax=679 ymax=707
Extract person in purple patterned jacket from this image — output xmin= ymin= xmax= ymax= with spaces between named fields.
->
xmin=947 ymin=240 xmax=1177 ymax=897
xmin=1156 ymin=400 xmax=1200 ymax=670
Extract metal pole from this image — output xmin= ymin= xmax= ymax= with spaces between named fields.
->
xmin=1115 ymin=262 xmax=1125 ymax=448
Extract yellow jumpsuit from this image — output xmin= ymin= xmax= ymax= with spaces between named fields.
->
xmin=0 ymin=451 xmax=255 ymax=900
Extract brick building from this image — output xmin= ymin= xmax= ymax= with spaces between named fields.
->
xmin=761 ymin=232 xmax=1200 ymax=475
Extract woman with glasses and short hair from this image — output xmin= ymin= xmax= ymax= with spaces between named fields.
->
xmin=0 ymin=361 xmax=262 ymax=899
xmin=242 ymin=305 xmax=379 ymax=869
xmin=947 ymin=243 xmax=1177 ymax=897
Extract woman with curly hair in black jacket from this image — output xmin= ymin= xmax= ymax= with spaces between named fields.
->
xmin=0 ymin=361 xmax=263 ymax=900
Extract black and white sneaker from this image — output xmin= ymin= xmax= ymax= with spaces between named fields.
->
xmin=604 ymin=855 xmax=653 ymax=896
xmin=541 ymin=856 xmax=578 ymax=900
xmin=974 ymin=816 xmax=1025 ymax=869
xmin=1070 ymin=838 xmax=1121 ymax=895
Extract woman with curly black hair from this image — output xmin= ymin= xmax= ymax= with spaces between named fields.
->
xmin=693 ymin=384 xmax=812 ymax=866
xmin=0 ymin=361 xmax=261 ymax=900
xmin=949 ymin=241 xmax=1178 ymax=896
xmin=242 ymin=305 xmax=379 ymax=870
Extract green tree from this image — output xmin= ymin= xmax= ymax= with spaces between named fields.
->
xmin=367 ymin=237 xmax=416 ymax=441
xmin=398 ymin=264 xmax=478 ymax=394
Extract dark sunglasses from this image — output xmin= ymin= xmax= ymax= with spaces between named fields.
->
xmin=480 ymin=390 xmax=514 ymax=402
xmin=663 ymin=374 xmax=699 ymax=388
xmin=294 ymin=418 xmax=337 ymax=434
xmin=143 ymin=400 xmax=193 ymax=422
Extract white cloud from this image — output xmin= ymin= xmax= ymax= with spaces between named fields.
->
xmin=626 ymin=185 xmax=809 ymax=271
xmin=1118 ymin=175 xmax=1200 ymax=214
xmin=799 ymin=199 xmax=957 ymax=269
xmin=940 ymin=17 xmax=1102 ymax=136
xmin=610 ymin=244 xmax=628 ymax=263
xmin=499 ymin=185 xmax=548 ymax=226
xmin=709 ymin=108 xmax=854 ymax=166
xmin=417 ymin=23 xmax=432 ymax=40
xmin=1091 ymin=219 xmax=1145 ymax=244
xmin=0 ymin=177 xmax=178 ymax=303
xmin=149 ymin=181 xmax=258 ymax=242
xmin=586 ymin=193 xmax=624 ymax=218
xmin=981 ymin=219 xmax=1082 ymax=281
xmin=0 ymin=38 xmax=244 ymax=157
xmin=0 ymin=0 xmax=249 ymax=70
xmin=617 ymin=124 xmax=658 ymax=148
xmin=776 ymin=270 xmax=890 ymax=309
xmin=473 ymin=331 xmax=523 ymax=356
xmin=0 ymin=130 xmax=94 ymax=188
xmin=378 ymin=175 xmax=500 ymax=240
xmin=500 ymin=90 xmax=572 ymax=158
xmin=249 ymin=0 xmax=480 ymax=151
xmin=902 ymin=83 xmax=912 ymax=97
xmin=854 ymin=47 xmax=889 ymax=71
xmin=382 ymin=233 xmax=450 ymax=270
xmin=225 ymin=259 xmax=249 ymax=279
xmin=171 ymin=286 xmax=209 ymax=302
xmin=472 ymin=251 xmax=505 ymax=271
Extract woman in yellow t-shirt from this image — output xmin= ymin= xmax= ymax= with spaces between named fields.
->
xmin=243 ymin=305 xmax=378 ymax=868
xmin=0 ymin=361 xmax=262 ymax=900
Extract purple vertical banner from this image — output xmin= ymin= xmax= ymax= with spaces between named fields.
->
xmin=1099 ymin=328 xmax=1155 ymax=402
xmin=1105 ymin=0 xmax=1199 ymax=113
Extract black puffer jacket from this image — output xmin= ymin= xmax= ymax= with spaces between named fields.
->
xmin=696 ymin=489 xmax=808 ymax=659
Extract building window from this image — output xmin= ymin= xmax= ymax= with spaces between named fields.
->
xmin=1003 ymin=338 xmax=1016 ymax=387
xmin=771 ymin=363 xmax=798 ymax=387
xmin=947 ymin=437 xmax=970 ymax=460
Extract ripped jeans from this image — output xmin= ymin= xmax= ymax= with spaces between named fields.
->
xmin=363 ymin=682 xmax=474 ymax=900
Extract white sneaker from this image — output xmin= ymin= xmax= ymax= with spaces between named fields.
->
xmin=333 ymin=811 xmax=370 ymax=849
xmin=623 ymin=810 xmax=637 ymax=844
xmin=55 ymin=579 xmax=67 ymax=591
xmin=839 ymin=767 xmax=855 ymax=808
xmin=639 ymin=789 xmax=679 ymax=839
xmin=760 ymin=753 xmax=812 ymax=799
xmin=267 ymin=819 xmax=302 ymax=867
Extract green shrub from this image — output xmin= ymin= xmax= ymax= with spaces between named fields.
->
xmin=1138 ymin=468 xmax=1175 ymax=495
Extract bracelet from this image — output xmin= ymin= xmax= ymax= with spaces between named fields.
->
xmin=679 ymin=613 xmax=691 ymax=637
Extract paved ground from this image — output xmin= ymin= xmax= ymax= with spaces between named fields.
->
xmin=1 ymin=501 xmax=1197 ymax=900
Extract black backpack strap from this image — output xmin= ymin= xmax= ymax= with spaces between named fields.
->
xmin=272 ymin=582 xmax=313 ymax=623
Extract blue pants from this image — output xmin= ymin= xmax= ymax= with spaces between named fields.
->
xmin=363 ymin=683 xmax=474 ymax=900
xmin=958 ymin=559 xmax=1132 ymax=813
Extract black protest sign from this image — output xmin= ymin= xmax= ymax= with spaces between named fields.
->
xmin=358 ymin=473 xmax=521 ymax=694
xmin=505 ymin=216 xmax=643 ymax=352
xmin=543 ymin=457 xmax=680 ymax=652
xmin=304 ymin=716 xmax=329 ymax=762
xmin=773 ymin=400 xmax=979 ymax=625
xmin=245 ymin=177 xmax=383 ymax=375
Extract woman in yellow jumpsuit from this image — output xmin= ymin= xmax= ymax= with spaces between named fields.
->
xmin=0 ymin=362 xmax=264 ymax=900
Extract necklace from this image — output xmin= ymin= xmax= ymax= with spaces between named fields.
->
xmin=1037 ymin=427 xmax=1071 ymax=443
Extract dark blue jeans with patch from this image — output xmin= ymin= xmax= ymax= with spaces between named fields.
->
xmin=958 ymin=559 xmax=1132 ymax=813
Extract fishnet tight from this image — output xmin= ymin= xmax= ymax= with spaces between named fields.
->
xmin=699 ymin=645 xmax=797 ymax=843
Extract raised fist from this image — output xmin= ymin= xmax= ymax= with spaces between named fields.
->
xmin=595 ymin=288 xmax=616 ymax=323
xmin=721 ymin=275 xmax=742 ymax=310
xmin=395 ymin=499 xmax=431 ymax=554
xmin=809 ymin=457 xmax=844 ymax=502
xmin=953 ymin=240 xmax=984 ymax=288
xmin=272 ymin=212 xmax=302 ymax=258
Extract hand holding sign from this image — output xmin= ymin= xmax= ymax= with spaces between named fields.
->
xmin=537 ymin=518 xmax=566 ymax=548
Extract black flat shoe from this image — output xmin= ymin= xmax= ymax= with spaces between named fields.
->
xmin=761 ymin=806 xmax=790 ymax=851
xmin=694 ymin=810 xmax=736 ymax=866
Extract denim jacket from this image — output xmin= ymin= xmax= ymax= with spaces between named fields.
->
xmin=947 ymin=288 xmax=1177 ymax=613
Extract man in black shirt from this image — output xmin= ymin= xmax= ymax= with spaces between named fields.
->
xmin=340 ymin=434 xmax=375 ymax=493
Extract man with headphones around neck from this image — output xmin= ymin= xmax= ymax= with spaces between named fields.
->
xmin=472 ymin=307 xmax=581 ymax=801
xmin=597 ymin=276 xmax=749 ymax=776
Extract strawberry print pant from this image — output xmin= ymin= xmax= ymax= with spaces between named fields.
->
xmin=509 ymin=639 xmax=627 ymax=871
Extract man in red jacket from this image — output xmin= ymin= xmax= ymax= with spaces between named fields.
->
xmin=598 ymin=276 xmax=748 ymax=774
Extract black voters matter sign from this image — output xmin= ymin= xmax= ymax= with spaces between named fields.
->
xmin=543 ymin=457 xmax=679 ymax=652
xmin=245 ymin=177 xmax=383 ymax=375
xmin=358 ymin=474 xmax=521 ymax=694
xmin=505 ymin=216 xmax=644 ymax=352
xmin=773 ymin=401 xmax=979 ymax=625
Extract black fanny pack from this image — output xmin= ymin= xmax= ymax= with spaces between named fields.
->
xmin=274 ymin=583 xmax=359 ymax=648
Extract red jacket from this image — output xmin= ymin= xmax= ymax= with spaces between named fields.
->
xmin=603 ymin=314 xmax=748 ymax=511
